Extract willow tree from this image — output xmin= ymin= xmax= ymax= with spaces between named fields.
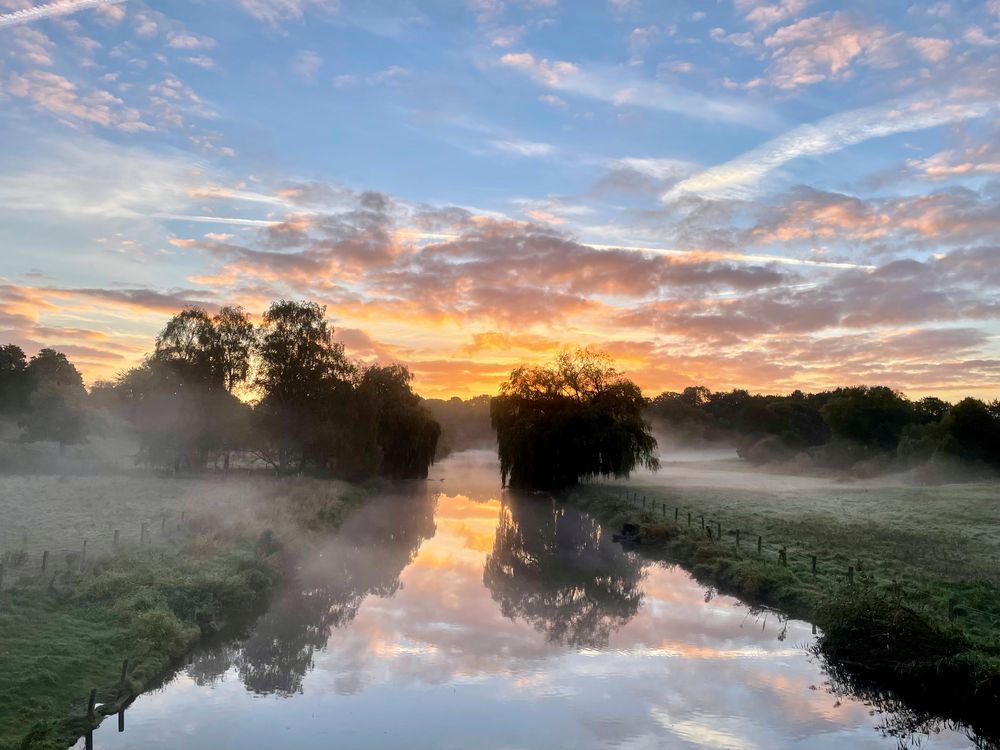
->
xmin=490 ymin=349 xmax=658 ymax=490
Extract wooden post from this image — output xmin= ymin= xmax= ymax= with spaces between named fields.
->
xmin=848 ymin=565 xmax=854 ymax=585
xmin=735 ymin=529 xmax=740 ymax=547
xmin=87 ymin=688 xmax=97 ymax=722
xmin=662 ymin=503 xmax=666 ymax=517
xmin=674 ymin=507 xmax=679 ymax=522
xmin=161 ymin=514 xmax=166 ymax=532
xmin=42 ymin=550 xmax=48 ymax=572
xmin=757 ymin=536 xmax=762 ymax=554
xmin=81 ymin=539 xmax=87 ymax=564
xmin=0 ymin=562 xmax=5 ymax=593
xmin=140 ymin=523 xmax=147 ymax=545
xmin=700 ymin=515 xmax=704 ymax=530
xmin=118 ymin=658 xmax=129 ymax=698
xmin=811 ymin=555 xmax=817 ymax=575
xmin=716 ymin=522 xmax=722 ymax=541
xmin=114 ymin=529 xmax=120 ymax=549
xmin=687 ymin=512 xmax=691 ymax=527
xmin=118 ymin=708 xmax=125 ymax=732
xmin=779 ymin=548 xmax=787 ymax=566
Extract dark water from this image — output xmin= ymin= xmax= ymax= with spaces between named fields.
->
xmin=80 ymin=450 xmax=976 ymax=749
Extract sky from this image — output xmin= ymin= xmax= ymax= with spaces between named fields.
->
xmin=0 ymin=0 xmax=999 ymax=400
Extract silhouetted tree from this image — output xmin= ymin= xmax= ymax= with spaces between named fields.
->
xmin=254 ymin=300 xmax=356 ymax=473
xmin=0 ymin=344 xmax=30 ymax=416
xmin=491 ymin=349 xmax=658 ymax=489
xmin=214 ymin=305 xmax=257 ymax=392
xmin=821 ymin=386 xmax=915 ymax=451
xmin=359 ymin=364 xmax=440 ymax=479
xmin=21 ymin=348 xmax=88 ymax=449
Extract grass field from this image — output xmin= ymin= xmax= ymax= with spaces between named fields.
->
xmin=567 ymin=454 xmax=1000 ymax=741
xmin=0 ymin=472 xmax=369 ymax=750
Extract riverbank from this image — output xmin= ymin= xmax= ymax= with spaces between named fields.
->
xmin=0 ymin=475 xmax=372 ymax=750
xmin=565 ymin=471 xmax=1000 ymax=743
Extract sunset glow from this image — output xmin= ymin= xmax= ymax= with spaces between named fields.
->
xmin=2 ymin=0 xmax=999 ymax=399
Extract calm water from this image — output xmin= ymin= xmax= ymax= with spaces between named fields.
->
xmin=81 ymin=450 xmax=976 ymax=750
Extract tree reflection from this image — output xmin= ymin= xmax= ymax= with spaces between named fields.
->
xmin=483 ymin=495 xmax=644 ymax=648
xmin=186 ymin=484 xmax=436 ymax=695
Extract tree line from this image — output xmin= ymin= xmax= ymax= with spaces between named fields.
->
xmin=648 ymin=385 xmax=1000 ymax=469
xmin=0 ymin=301 xmax=440 ymax=480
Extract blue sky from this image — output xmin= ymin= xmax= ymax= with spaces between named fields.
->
xmin=1 ymin=0 xmax=999 ymax=398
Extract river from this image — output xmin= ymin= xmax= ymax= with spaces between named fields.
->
xmin=79 ymin=450 xmax=976 ymax=749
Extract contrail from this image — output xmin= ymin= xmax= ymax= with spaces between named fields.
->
xmin=0 ymin=0 xmax=126 ymax=29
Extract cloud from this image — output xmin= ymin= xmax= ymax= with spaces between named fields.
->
xmin=737 ymin=0 xmax=809 ymax=31
xmin=759 ymin=12 xmax=903 ymax=89
xmin=489 ymin=138 xmax=554 ymax=157
xmin=2 ymin=70 xmax=155 ymax=132
xmin=0 ymin=0 xmax=125 ymax=29
xmin=664 ymin=94 xmax=998 ymax=201
xmin=498 ymin=52 xmax=777 ymax=127
xmin=907 ymin=36 xmax=952 ymax=62
xmin=291 ymin=50 xmax=323 ymax=80
xmin=238 ymin=0 xmax=339 ymax=25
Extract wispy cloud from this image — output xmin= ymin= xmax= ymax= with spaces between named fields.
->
xmin=664 ymin=96 xmax=999 ymax=201
xmin=0 ymin=0 xmax=126 ymax=30
xmin=498 ymin=52 xmax=777 ymax=128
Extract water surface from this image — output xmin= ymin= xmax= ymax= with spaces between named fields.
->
xmin=82 ymin=450 xmax=976 ymax=749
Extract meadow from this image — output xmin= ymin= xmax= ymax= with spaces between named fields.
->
xmin=0 ymin=467 xmax=369 ymax=750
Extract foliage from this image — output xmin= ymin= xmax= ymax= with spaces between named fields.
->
xmin=20 ymin=349 xmax=89 ymax=448
xmin=0 ymin=345 xmax=30 ymax=416
xmin=358 ymin=364 xmax=440 ymax=479
xmin=491 ymin=349 xmax=658 ymax=489
xmin=649 ymin=383 xmax=1000 ymax=471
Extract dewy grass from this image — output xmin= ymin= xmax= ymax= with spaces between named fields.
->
xmin=0 ymin=476 xmax=371 ymax=750
xmin=566 ymin=474 xmax=1000 ymax=743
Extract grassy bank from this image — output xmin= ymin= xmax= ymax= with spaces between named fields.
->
xmin=566 ymin=468 xmax=1000 ymax=742
xmin=0 ymin=476 xmax=371 ymax=750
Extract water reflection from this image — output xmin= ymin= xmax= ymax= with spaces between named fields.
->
xmin=81 ymin=451 xmax=984 ymax=750
xmin=187 ymin=484 xmax=436 ymax=695
xmin=484 ymin=495 xmax=644 ymax=647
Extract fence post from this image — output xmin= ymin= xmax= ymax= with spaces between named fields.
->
xmin=87 ymin=688 xmax=97 ymax=722
xmin=674 ymin=507 xmax=679 ymax=522
xmin=735 ymin=529 xmax=740 ymax=548
xmin=848 ymin=565 xmax=854 ymax=585
xmin=811 ymin=555 xmax=817 ymax=576
xmin=757 ymin=536 xmax=762 ymax=554
xmin=687 ymin=512 xmax=691 ymax=527
xmin=81 ymin=539 xmax=87 ymax=565
xmin=161 ymin=514 xmax=166 ymax=532
xmin=140 ymin=523 xmax=147 ymax=545
xmin=118 ymin=658 xmax=129 ymax=699
xmin=700 ymin=515 xmax=705 ymax=530
xmin=114 ymin=529 xmax=120 ymax=549
xmin=716 ymin=522 xmax=721 ymax=542
xmin=42 ymin=550 xmax=48 ymax=572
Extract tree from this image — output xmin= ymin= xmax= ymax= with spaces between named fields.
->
xmin=821 ymin=386 xmax=915 ymax=451
xmin=0 ymin=344 xmax=30 ymax=415
xmin=214 ymin=306 xmax=256 ymax=392
xmin=155 ymin=307 xmax=221 ymax=386
xmin=359 ymin=364 xmax=440 ymax=479
xmin=254 ymin=300 xmax=356 ymax=473
xmin=943 ymin=398 xmax=1000 ymax=465
xmin=21 ymin=348 xmax=88 ymax=449
xmin=491 ymin=349 xmax=659 ymax=490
